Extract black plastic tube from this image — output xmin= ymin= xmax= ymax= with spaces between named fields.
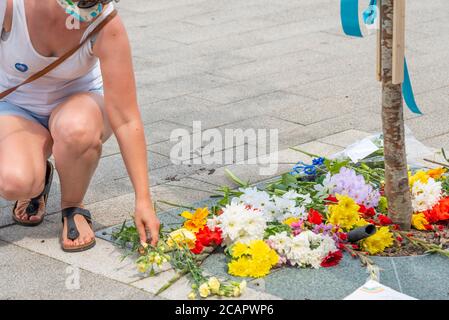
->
xmin=347 ymin=224 xmax=377 ymax=242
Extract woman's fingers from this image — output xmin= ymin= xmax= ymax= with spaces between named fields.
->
xmin=149 ymin=224 xmax=159 ymax=246
xmin=135 ymin=219 xmax=148 ymax=245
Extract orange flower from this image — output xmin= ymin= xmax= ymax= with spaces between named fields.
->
xmin=427 ymin=168 xmax=447 ymax=180
xmin=423 ymin=197 xmax=449 ymax=223
xmin=181 ymin=207 xmax=209 ymax=232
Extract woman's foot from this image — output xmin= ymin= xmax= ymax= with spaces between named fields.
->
xmin=12 ymin=161 xmax=54 ymax=227
xmin=13 ymin=197 xmax=46 ymax=225
xmin=61 ymin=206 xmax=96 ymax=252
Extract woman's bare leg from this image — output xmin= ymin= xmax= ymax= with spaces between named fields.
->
xmin=0 ymin=116 xmax=52 ymax=222
xmin=49 ymin=92 xmax=112 ymax=249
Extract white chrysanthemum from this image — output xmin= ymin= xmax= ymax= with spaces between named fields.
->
xmin=268 ymin=231 xmax=292 ymax=254
xmin=274 ymin=231 xmax=338 ymax=269
xmin=411 ymin=178 xmax=442 ymax=212
xmin=217 ymin=203 xmax=266 ymax=245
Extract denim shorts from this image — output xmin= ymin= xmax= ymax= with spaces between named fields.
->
xmin=0 ymin=87 xmax=104 ymax=130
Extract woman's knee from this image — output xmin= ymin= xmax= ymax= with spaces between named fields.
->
xmin=52 ymin=118 xmax=102 ymax=155
xmin=0 ymin=167 xmax=44 ymax=200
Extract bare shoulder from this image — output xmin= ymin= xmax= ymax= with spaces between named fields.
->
xmin=93 ymin=12 xmax=130 ymax=58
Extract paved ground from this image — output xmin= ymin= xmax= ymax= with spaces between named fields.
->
xmin=2 ymin=0 xmax=449 ymax=299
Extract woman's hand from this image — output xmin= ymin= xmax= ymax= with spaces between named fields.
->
xmin=135 ymin=200 xmax=160 ymax=246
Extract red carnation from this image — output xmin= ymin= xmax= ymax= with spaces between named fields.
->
xmin=321 ymin=250 xmax=343 ymax=268
xmin=308 ymin=209 xmax=323 ymax=225
xmin=190 ymin=240 xmax=204 ymax=255
xmin=325 ymin=195 xmax=338 ymax=204
xmin=378 ymin=214 xmax=393 ymax=225
xmin=195 ymin=226 xmax=223 ymax=248
xmin=338 ymin=232 xmax=348 ymax=241
xmin=358 ymin=205 xmax=367 ymax=214
xmin=366 ymin=208 xmax=376 ymax=218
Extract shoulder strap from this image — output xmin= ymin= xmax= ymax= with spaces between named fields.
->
xmin=0 ymin=9 xmax=118 ymax=100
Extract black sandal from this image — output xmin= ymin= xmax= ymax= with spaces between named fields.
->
xmin=12 ymin=160 xmax=54 ymax=227
xmin=61 ymin=207 xmax=96 ymax=252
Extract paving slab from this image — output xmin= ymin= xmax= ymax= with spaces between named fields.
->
xmin=0 ymin=241 xmax=158 ymax=300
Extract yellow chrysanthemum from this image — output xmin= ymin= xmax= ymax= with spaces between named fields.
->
xmin=166 ymin=228 xmax=197 ymax=249
xmin=232 ymin=242 xmax=250 ymax=258
xmin=409 ymin=170 xmax=430 ymax=187
xmin=228 ymin=241 xmax=279 ymax=278
xmin=427 ymin=167 xmax=447 ymax=180
xmin=283 ymin=217 xmax=300 ymax=226
xmin=354 ymin=218 xmax=370 ymax=228
xmin=411 ymin=213 xmax=430 ymax=231
xmin=327 ymin=195 xmax=361 ymax=231
xmin=228 ymin=256 xmax=251 ymax=277
xmin=181 ymin=207 xmax=209 ymax=232
xmin=361 ymin=227 xmax=394 ymax=255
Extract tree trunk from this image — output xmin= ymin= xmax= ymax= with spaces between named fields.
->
xmin=381 ymin=0 xmax=413 ymax=230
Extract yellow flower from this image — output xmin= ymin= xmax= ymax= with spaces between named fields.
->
xmin=228 ymin=256 xmax=251 ymax=277
xmin=232 ymin=242 xmax=250 ymax=258
xmin=166 ymin=228 xmax=197 ymax=249
xmin=207 ymin=277 xmax=221 ymax=294
xmin=228 ymin=241 xmax=279 ymax=278
xmin=327 ymin=195 xmax=361 ymax=231
xmin=137 ymin=262 xmax=147 ymax=273
xmin=354 ymin=218 xmax=370 ymax=227
xmin=187 ymin=291 xmax=197 ymax=300
xmin=283 ymin=217 xmax=300 ymax=226
xmin=181 ymin=207 xmax=209 ymax=232
xmin=361 ymin=227 xmax=394 ymax=255
xmin=427 ymin=167 xmax=447 ymax=180
xmin=233 ymin=287 xmax=241 ymax=297
xmin=412 ymin=213 xmax=429 ymax=231
xmin=199 ymin=283 xmax=211 ymax=298
xmin=409 ymin=170 xmax=430 ymax=186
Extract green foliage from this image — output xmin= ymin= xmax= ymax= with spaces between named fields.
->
xmin=264 ymin=222 xmax=292 ymax=238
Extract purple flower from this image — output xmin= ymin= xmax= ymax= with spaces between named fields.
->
xmin=328 ymin=167 xmax=380 ymax=208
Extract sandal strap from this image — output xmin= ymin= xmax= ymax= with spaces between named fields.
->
xmin=62 ymin=207 xmax=92 ymax=241
xmin=26 ymin=161 xmax=54 ymax=217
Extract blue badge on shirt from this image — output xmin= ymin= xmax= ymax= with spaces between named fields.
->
xmin=15 ymin=63 xmax=29 ymax=73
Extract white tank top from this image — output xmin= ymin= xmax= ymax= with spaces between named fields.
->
xmin=0 ymin=0 xmax=114 ymax=116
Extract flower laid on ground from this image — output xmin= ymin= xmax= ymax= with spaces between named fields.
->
xmin=411 ymin=178 xmax=442 ymax=212
xmin=327 ymin=167 xmax=381 ymax=208
xmin=411 ymin=213 xmax=430 ymax=231
xmin=228 ymin=240 xmax=279 ymax=278
xmin=327 ymin=194 xmax=362 ymax=231
xmin=166 ymin=228 xmax=197 ymax=249
xmin=191 ymin=226 xmax=223 ymax=254
xmin=217 ymin=203 xmax=266 ymax=245
xmin=268 ymin=230 xmax=339 ymax=269
xmin=361 ymin=226 xmax=394 ymax=254
xmin=181 ymin=207 xmax=209 ymax=232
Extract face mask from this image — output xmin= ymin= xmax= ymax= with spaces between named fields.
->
xmin=56 ymin=0 xmax=103 ymax=23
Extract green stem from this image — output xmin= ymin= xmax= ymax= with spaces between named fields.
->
xmin=224 ymin=169 xmax=248 ymax=187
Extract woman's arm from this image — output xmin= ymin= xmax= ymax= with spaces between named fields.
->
xmin=94 ymin=13 xmax=160 ymax=246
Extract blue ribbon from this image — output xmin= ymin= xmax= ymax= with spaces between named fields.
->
xmin=340 ymin=0 xmax=422 ymax=115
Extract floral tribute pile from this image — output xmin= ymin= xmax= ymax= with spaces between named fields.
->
xmin=113 ymin=149 xmax=449 ymax=299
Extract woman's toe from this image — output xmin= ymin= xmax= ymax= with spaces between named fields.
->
xmin=64 ymin=239 xmax=73 ymax=247
xmin=83 ymin=236 xmax=92 ymax=243
xmin=29 ymin=215 xmax=41 ymax=222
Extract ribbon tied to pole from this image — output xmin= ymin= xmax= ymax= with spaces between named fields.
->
xmin=340 ymin=0 xmax=422 ymax=115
